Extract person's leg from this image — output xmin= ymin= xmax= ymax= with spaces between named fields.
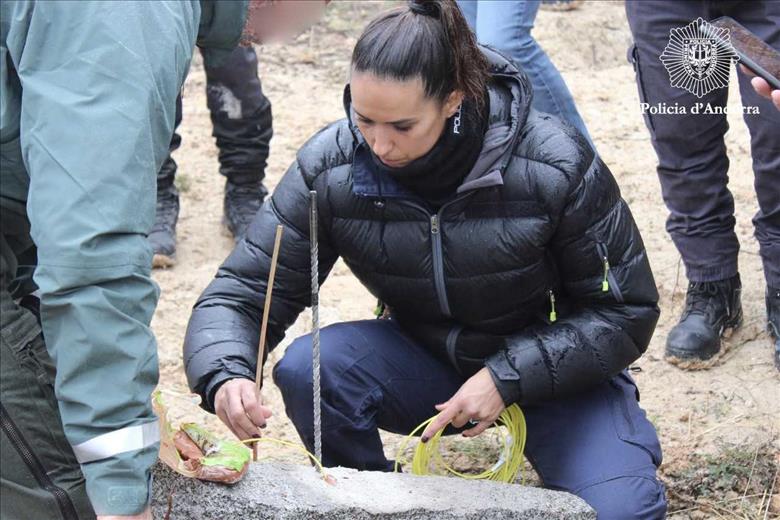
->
xmin=149 ymin=93 xmax=182 ymax=268
xmin=730 ymin=0 xmax=780 ymax=368
xmin=204 ymin=45 xmax=272 ymax=186
xmin=731 ymin=1 xmax=780 ymax=291
xmin=203 ymin=45 xmax=272 ymax=241
xmin=273 ymin=318 xmax=464 ymax=471
xmin=473 ymin=0 xmax=592 ymax=143
xmin=626 ymin=0 xmax=736 ymax=284
xmin=159 ymin=92 xmax=183 ymax=188
xmin=626 ymin=0 xmax=743 ymax=365
xmin=523 ymin=372 xmax=666 ymax=519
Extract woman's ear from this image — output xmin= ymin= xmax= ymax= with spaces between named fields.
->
xmin=444 ymin=90 xmax=465 ymax=117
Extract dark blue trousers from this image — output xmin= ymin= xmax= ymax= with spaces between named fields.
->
xmin=273 ymin=319 xmax=667 ymax=519
xmin=626 ymin=0 xmax=780 ymax=287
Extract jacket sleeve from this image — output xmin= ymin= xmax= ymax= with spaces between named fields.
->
xmin=13 ymin=2 xmax=199 ymax=515
xmin=184 ymin=159 xmax=338 ymax=413
xmin=485 ymin=150 xmax=660 ymax=406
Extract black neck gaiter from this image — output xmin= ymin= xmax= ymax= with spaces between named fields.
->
xmin=367 ymin=95 xmax=488 ymax=210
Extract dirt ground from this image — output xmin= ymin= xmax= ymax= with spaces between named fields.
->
xmin=151 ymin=2 xmax=779 ymax=518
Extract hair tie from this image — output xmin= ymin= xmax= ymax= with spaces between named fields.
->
xmin=408 ymin=1 xmax=440 ymax=18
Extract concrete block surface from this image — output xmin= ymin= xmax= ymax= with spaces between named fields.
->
xmin=152 ymin=461 xmax=595 ymax=519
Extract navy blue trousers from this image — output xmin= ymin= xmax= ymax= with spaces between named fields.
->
xmin=273 ymin=319 xmax=667 ymax=519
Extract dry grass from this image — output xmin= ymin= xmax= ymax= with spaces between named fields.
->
xmin=662 ymin=441 xmax=778 ymax=519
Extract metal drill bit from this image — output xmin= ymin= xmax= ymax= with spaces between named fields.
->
xmin=309 ymin=190 xmax=322 ymax=465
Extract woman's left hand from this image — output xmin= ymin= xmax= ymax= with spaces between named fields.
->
xmin=421 ymin=367 xmax=506 ymax=441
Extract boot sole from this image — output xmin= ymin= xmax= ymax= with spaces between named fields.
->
xmin=152 ymin=253 xmax=176 ymax=269
xmin=665 ymin=310 xmax=744 ymax=370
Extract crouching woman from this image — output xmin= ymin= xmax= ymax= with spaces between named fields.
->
xmin=183 ymin=1 xmax=666 ymax=517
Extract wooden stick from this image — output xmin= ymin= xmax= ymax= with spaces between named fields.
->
xmin=253 ymin=224 xmax=284 ymax=461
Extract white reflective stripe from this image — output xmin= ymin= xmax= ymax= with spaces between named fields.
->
xmin=72 ymin=420 xmax=160 ymax=464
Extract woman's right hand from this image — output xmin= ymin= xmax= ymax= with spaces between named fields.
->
xmin=214 ymin=378 xmax=273 ymax=440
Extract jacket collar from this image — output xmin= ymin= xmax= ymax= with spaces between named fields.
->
xmin=351 ymin=144 xmax=411 ymax=199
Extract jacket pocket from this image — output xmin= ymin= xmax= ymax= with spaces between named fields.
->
xmin=628 ymin=43 xmax=656 ymax=137
xmin=609 ymin=371 xmax=662 ymax=467
xmin=446 ymin=325 xmax=464 ymax=375
xmin=12 ymin=335 xmax=58 ymax=409
xmin=596 ymin=242 xmax=624 ymax=303
xmin=17 ymin=335 xmax=78 ymax=459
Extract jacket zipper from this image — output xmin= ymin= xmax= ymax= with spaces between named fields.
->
xmin=548 ymin=289 xmax=557 ymax=322
xmin=396 ymin=195 xmax=473 ymax=318
xmin=0 ymin=402 xmax=79 ymax=520
xmin=596 ymin=242 xmax=624 ymax=303
xmin=429 ymin=213 xmax=451 ymax=317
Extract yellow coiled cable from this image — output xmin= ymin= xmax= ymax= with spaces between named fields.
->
xmin=242 ymin=404 xmax=527 ymax=484
xmin=394 ymin=404 xmax=527 ymax=483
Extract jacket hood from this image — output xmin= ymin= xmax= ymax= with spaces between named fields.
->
xmin=344 ymin=44 xmax=534 ymax=198
xmin=197 ymin=0 xmax=249 ymax=64
xmin=460 ymin=45 xmax=533 ymax=193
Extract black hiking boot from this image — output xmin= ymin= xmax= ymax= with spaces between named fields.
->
xmin=149 ymin=164 xmax=179 ymax=268
xmin=665 ymin=274 xmax=743 ymax=369
xmin=223 ymin=175 xmax=266 ymax=242
xmin=767 ymin=287 xmax=780 ymax=371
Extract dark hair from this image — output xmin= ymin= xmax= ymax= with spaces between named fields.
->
xmin=351 ymin=0 xmax=490 ymax=111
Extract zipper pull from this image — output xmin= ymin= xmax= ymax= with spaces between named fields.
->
xmin=602 ymin=256 xmax=610 ymax=292
xmin=549 ymin=290 xmax=557 ymax=322
xmin=430 ymin=215 xmax=440 ymax=234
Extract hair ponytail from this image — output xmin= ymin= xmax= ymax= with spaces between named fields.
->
xmin=351 ymin=0 xmax=490 ymax=111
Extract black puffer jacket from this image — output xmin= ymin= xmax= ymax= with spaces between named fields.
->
xmin=184 ymin=47 xmax=660 ymax=413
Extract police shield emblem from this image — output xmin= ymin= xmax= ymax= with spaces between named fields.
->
xmin=683 ymin=37 xmax=717 ymax=79
xmin=660 ymin=18 xmax=738 ymax=98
